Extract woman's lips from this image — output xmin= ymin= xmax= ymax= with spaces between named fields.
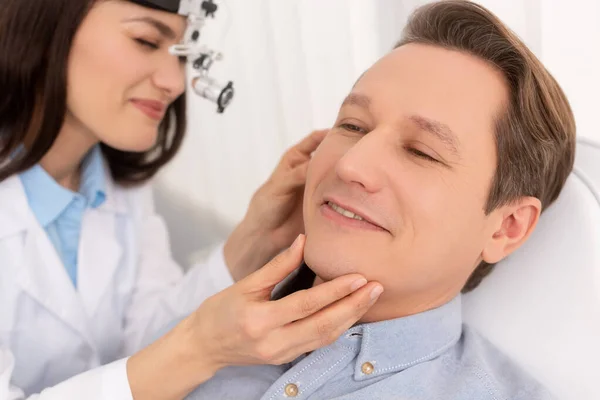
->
xmin=130 ymin=99 xmax=166 ymax=120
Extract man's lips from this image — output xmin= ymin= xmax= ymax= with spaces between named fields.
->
xmin=321 ymin=197 xmax=389 ymax=232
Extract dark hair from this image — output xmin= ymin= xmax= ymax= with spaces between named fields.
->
xmin=396 ymin=1 xmax=576 ymax=292
xmin=0 ymin=0 xmax=186 ymax=184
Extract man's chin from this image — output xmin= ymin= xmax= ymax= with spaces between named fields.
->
xmin=312 ymin=274 xmax=326 ymax=286
xmin=303 ymin=259 xmax=345 ymax=283
xmin=303 ymin=237 xmax=361 ymax=283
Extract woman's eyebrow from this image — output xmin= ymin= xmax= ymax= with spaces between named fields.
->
xmin=123 ymin=16 xmax=177 ymax=39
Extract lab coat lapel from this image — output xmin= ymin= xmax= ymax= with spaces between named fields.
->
xmin=77 ymin=209 xmax=124 ymax=319
xmin=17 ymin=224 xmax=95 ymax=345
xmin=78 ymin=156 xmax=127 ymax=318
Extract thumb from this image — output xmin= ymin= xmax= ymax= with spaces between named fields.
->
xmin=242 ymin=234 xmax=306 ymax=295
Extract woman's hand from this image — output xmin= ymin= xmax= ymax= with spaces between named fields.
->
xmin=187 ymin=234 xmax=382 ymax=367
xmin=127 ymin=235 xmax=383 ymax=400
xmin=224 ymin=130 xmax=328 ymax=281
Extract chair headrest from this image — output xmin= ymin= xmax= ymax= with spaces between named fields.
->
xmin=463 ymin=139 xmax=600 ymax=400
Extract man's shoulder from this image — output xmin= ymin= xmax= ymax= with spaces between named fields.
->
xmin=452 ymin=325 xmax=557 ymax=400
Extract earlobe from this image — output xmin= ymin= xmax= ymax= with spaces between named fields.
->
xmin=482 ymin=197 xmax=542 ymax=264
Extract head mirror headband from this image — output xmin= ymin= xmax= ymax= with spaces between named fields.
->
xmin=129 ymin=0 xmax=234 ymax=113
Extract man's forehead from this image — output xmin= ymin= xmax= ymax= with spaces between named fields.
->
xmin=356 ymin=43 xmax=506 ymax=92
xmin=347 ymin=43 xmax=508 ymax=147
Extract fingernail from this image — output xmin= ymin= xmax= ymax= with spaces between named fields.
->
xmin=370 ymin=286 xmax=384 ymax=301
xmin=291 ymin=234 xmax=303 ymax=250
xmin=350 ymin=278 xmax=367 ymax=291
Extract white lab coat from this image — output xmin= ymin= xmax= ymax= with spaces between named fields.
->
xmin=0 ymin=170 xmax=235 ymax=399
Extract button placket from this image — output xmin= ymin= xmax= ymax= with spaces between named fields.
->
xmin=284 ymin=383 xmax=299 ymax=397
xmin=361 ymin=361 xmax=375 ymax=375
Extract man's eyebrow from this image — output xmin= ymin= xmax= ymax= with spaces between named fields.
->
xmin=341 ymin=93 xmax=371 ymax=110
xmin=124 ymin=16 xmax=177 ymax=40
xmin=409 ymin=114 xmax=461 ymax=156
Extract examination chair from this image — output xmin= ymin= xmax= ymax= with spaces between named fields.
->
xmin=463 ymin=138 xmax=600 ymax=400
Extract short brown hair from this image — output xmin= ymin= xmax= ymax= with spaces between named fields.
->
xmin=0 ymin=0 xmax=186 ymax=184
xmin=396 ymin=1 xmax=576 ymax=292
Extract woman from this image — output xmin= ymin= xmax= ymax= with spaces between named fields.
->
xmin=0 ymin=0 xmax=383 ymax=399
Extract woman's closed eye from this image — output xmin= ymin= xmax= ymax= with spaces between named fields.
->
xmin=135 ymin=39 xmax=187 ymax=64
xmin=135 ymin=38 xmax=159 ymax=50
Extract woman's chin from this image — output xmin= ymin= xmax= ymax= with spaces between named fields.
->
xmin=104 ymin=134 xmax=158 ymax=153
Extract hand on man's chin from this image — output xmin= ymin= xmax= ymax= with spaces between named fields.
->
xmin=312 ymin=275 xmax=325 ymax=286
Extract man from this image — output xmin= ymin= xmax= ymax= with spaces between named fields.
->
xmin=187 ymin=1 xmax=575 ymax=399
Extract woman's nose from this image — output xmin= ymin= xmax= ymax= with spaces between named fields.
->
xmin=153 ymin=55 xmax=186 ymax=99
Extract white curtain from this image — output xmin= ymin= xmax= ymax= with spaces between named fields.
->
xmin=155 ymin=0 xmax=600 ymax=265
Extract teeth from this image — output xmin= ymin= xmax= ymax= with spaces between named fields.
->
xmin=327 ymin=201 xmax=364 ymax=221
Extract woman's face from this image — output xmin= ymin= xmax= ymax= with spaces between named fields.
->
xmin=66 ymin=1 xmax=187 ymax=152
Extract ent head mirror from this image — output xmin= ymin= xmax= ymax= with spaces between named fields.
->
xmin=129 ymin=0 xmax=234 ymax=113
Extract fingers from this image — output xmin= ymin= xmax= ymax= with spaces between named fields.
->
xmin=274 ymin=162 xmax=309 ymax=193
xmin=295 ymin=129 xmax=328 ymax=155
xmin=280 ymin=130 xmax=329 ymax=170
xmin=271 ymin=273 xmax=368 ymax=324
xmin=279 ymin=282 xmax=383 ymax=352
xmin=290 ymin=162 xmax=309 ymax=185
xmin=242 ymin=234 xmax=306 ymax=294
xmin=269 ymin=129 xmax=327 ymax=188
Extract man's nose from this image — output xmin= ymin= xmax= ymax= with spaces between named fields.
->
xmin=335 ymin=130 xmax=388 ymax=193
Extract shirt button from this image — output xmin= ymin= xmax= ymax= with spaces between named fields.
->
xmin=284 ymin=383 xmax=299 ymax=397
xmin=361 ymin=361 xmax=375 ymax=375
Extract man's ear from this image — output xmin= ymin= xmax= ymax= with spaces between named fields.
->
xmin=482 ymin=197 xmax=542 ymax=264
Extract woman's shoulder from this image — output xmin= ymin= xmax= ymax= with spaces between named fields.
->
xmin=0 ymin=175 xmax=36 ymax=237
xmin=106 ymin=178 xmax=158 ymax=219
xmin=0 ymin=173 xmax=27 ymax=198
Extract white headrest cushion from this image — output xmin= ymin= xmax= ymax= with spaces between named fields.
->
xmin=463 ymin=139 xmax=600 ymax=400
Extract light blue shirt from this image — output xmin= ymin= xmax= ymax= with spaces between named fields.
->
xmin=19 ymin=146 xmax=107 ymax=288
xmin=187 ymin=296 xmax=555 ymax=399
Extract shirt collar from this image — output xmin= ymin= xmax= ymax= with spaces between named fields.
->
xmin=19 ymin=146 xmax=107 ymax=227
xmin=79 ymin=146 xmax=107 ymax=208
xmin=342 ymin=295 xmax=463 ymax=381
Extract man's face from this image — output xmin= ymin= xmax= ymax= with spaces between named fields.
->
xmin=303 ymin=43 xmax=509 ymax=319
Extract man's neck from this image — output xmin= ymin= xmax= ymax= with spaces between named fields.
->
xmin=313 ymin=272 xmax=459 ymax=323
xmin=357 ymin=290 xmax=459 ymax=323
